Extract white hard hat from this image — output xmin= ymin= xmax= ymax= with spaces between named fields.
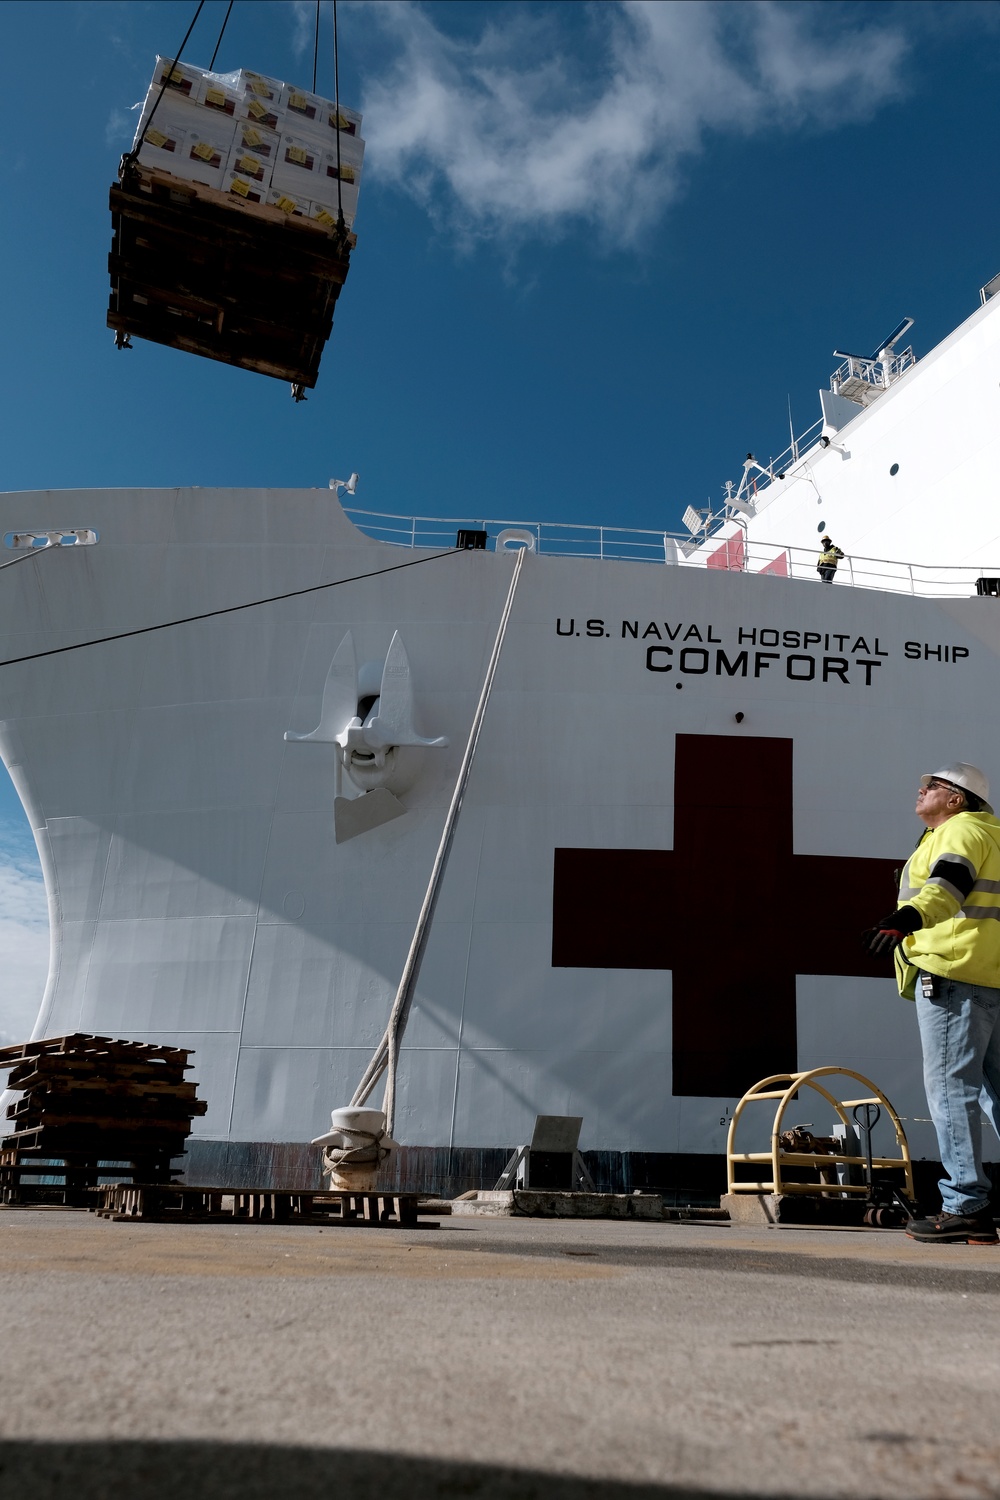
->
xmin=920 ymin=762 xmax=992 ymax=813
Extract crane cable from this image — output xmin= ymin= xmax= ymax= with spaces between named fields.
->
xmin=123 ymin=0 xmax=236 ymax=171
xmin=208 ymin=0 xmax=235 ymax=71
xmin=333 ymin=0 xmax=344 ymax=231
xmin=122 ymin=0 xmax=206 ymax=172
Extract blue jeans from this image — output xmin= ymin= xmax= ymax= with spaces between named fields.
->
xmin=915 ymin=973 xmax=1000 ymax=1214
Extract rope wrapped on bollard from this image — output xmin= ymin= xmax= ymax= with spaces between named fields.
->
xmin=311 ymin=1106 xmax=396 ymax=1191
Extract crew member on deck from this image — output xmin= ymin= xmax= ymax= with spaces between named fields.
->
xmin=816 ymin=536 xmax=844 ymax=583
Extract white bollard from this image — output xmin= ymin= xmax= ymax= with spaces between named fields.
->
xmin=311 ymin=1106 xmax=396 ymax=1191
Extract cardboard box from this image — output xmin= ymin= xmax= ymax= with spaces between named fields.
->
xmin=317 ymin=130 xmax=365 ymax=172
xmin=328 ymin=104 xmax=363 ymax=138
xmin=313 ymin=154 xmax=360 ymax=222
xmin=271 ymin=132 xmax=322 ymax=193
xmin=283 ymin=85 xmax=329 ymax=129
xmin=238 ymin=69 xmax=286 ymax=108
xmin=152 ymin=55 xmax=206 ymax=103
xmin=284 ymin=90 xmax=365 ymax=152
xmin=224 ymin=169 xmax=269 ymax=205
xmin=201 ymin=75 xmax=240 ymax=120
xmin=319 ymin=146 xmax=363 ymax=186
xmin=234 ymin=119 xmax=280 ymax=160
xmin=135 ymin=126 xmax=185 ymax=173
xmin=226 ymin=143 xmax=272 ymax=186
xmin=311 ymin=180 xmax=359 ymax=223
xmin=267 ymin=186 xmax=310 ymax=218
xmin=307 ymin=201 xmax=353 ymax=232
xmin=177 ymin=124 xmax=235 ymax=189
xmin=237 ymin=93 xmax=283 ymax=134
xmin=134 ymin=85 xmax=206 ymax=147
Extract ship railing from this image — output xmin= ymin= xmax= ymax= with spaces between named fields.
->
xmin=341 ymin=507 xmax=998 ymax=599
xmin=342 ymin=507 xmax=675 ymax=564
xmin=731 ymin=417 xmax=825 ymax=507
xmin=831 ymin=347 xmax=916 ymax=397
xmin=702 ymin=537 xmax=997 ymax=598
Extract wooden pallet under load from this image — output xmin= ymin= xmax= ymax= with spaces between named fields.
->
xmin=107 ymin=163 xmax=354 ymax=389
xmin=0 ymin=1033 xmax=206 ymax=1206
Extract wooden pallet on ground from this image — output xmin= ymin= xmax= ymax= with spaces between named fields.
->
xmin=107 ymin=163 xmax=354 ymax=390
xmin=0 ymin=1034 xmax=205 ymax=1205
xmin=93 ymin=1182 xmax=431 ymax=1228
xmin=0 ymin=1150 xmax=179 ymax=1208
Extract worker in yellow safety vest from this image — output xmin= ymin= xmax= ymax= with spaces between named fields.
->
xmin=816 ymin=536 xmax=844 ymax=583
xmin=863 ymin=762 xmax=1000 ymax=1244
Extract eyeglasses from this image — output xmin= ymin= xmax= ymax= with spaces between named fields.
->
xmin=921 ymin=780 xmax=958 ymax=794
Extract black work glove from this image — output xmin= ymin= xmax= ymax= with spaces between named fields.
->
xmin=861 ymin=905 xmax=922 ymax=954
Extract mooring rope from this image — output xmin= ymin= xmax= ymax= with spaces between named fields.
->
xmin=350 ymin=544 xmax=528 ymax=1134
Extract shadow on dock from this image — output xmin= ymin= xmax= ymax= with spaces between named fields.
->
xmin=0 ymin=1440 xmax=819 ymax=1500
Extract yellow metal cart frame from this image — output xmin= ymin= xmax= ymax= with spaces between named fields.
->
xmin=726 ymin=1066 xmax=915 ymax=1203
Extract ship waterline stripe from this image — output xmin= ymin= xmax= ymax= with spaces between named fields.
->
xmin=0 ymin=548 xmax=455 ymax=670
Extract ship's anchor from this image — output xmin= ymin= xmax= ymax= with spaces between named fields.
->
xmin=284 ymin=629 xmax=447 ymax=843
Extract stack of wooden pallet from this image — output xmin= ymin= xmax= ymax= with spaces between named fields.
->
xmin=0 ymin=1033 xmax=206 ymax=1206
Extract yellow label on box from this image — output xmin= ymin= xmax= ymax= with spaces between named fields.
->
xmin=237 ymin=154 xmax=258 ymax=174
xmin=229 ymin=177 xmax=251 ymax=198
xmin=242 ymin=126 xmax=263 ymax=148
xmin=248 ymin=99 xmax=267 ymax=120
xmin=274 ymin=194 xmax=298 ymax=214
xmin=314 ymin=208 xmax=336 ymax=227
xmin=287 ymin=145 xmax=308 ymax=165
xmin=246 ymin=76 xmax=271 ymax=98
xmin=165 ymin=67 xmax=186 ymax=85
xmin=288 ymin=91 xmax=307 ymax=110
xmin=339 ymin=164 xmax=356 ymax=183
xmin=145 ymin=128 xmax=168 ymax=149
xmin=205 ymin=86 xmax=226 ymax=107
xmin=192 ymin=141 xmax=215 ymax=162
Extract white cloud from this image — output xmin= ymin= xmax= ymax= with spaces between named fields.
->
xmin=360 ymin=0 xmax=909 ymax=246
xmin=106 ymin=106 xmax=137 ymax=151
xmin=0 ymin=838 xmax=48 ymax=1048
xmin=290 ymin=1 xmax=316 ymax=61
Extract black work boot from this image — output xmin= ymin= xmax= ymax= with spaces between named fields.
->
xmin=906 ymin=1206 xmax=998 ymax=1245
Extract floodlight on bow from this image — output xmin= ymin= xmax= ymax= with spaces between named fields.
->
xmin=329 ymin=473 xmax=360 ymax=497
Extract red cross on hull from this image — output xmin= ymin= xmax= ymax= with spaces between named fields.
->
xmin=552 ymin=734 xmax=900 ymax=1098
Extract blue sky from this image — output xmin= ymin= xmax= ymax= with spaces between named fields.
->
xmin=2 ymin=0 xmax=1000 ymax=1037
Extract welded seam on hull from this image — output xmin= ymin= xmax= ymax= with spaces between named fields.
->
xmin=448 ymin=812 xmax=488 ymax=1150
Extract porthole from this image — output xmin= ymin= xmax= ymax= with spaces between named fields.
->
xmin=817 ymin=522 xmax=826 ymax=533
xmin=889 ymin=463 xmax=899 ymax=476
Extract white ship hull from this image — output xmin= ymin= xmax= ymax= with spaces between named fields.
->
xmin=4 ymin=290 xmax=1000 ymax=1187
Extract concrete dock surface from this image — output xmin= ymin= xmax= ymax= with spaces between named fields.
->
xmin=0 ymin=1208 xmax=998 ymax=1500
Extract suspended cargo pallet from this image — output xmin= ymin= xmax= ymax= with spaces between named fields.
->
xmin=107 ymin=162 xmax=354 ymax=391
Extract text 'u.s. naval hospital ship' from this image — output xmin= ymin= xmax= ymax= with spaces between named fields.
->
xmin=5 ymin=276 xmax=1000 ymax=1192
